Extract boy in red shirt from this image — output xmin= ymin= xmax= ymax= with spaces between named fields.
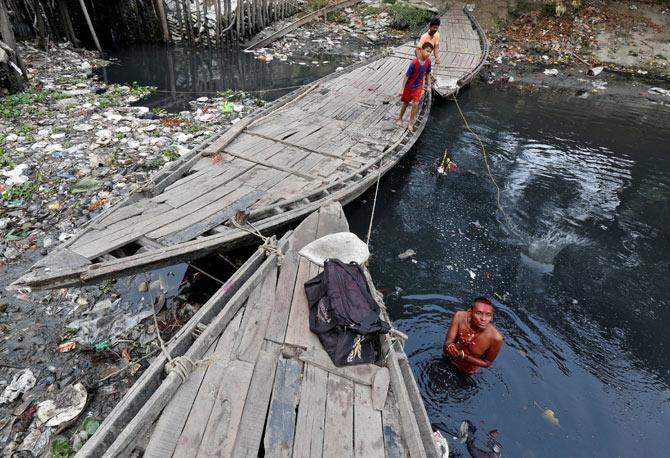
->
xmin=397 ymin=42 xmax=433 ymax=132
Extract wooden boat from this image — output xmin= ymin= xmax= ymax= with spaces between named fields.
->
xmin=13 ymin=8 xmax=486 ymax=291
xmin=77 ymin=203 xmax=440 ymax=457
xmin=430 ymin=8 xmax=488 ymax=98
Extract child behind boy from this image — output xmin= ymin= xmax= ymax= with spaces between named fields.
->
xmin=397 ymin=42 xmax=433 ymax=132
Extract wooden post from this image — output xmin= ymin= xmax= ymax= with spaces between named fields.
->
xmin=31 ymin=0 xmax=48 ymax=50
xmin=78 ymin=0 xmax=103 ymax=56
xmin=154 ymin=0 xmax=171 ymax=42
xmin=0 ymin=0 xmax=27 ymax=84
xmin=58 ymin=0 xmax=80 ymax=47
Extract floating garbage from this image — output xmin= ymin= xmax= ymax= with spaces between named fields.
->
xmin=543 ymin=69 xmax=559 ymax=76
xmin=0 ymin=368 xmax=36 ymax=404
xmin=542 ymin=408 xmax=560 ymax=426
xmin=37 ymin=382 xmax=88 ymax=427
xmin=398 ymin=249 xmax=416 ymax=260
xmin=587 ymin=66 xmax=604 ymax=76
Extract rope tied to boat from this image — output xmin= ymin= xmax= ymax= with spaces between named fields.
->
xmin=230 ymin=214 xmax=284 ymax=265
xmin=165 ymin=356 xmax=195 ymax=383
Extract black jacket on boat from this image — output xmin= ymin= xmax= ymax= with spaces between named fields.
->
xmin=304 ymin=258 xmax=390 ymax=367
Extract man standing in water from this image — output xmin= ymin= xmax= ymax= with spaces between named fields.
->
xmin=443 ymin=298 xmax=503 ymax=374
xmin=416 ymin=17 xmax=441 ymax=66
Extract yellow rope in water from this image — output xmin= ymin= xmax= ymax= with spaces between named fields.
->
xmin=451 ymin=94 xmax=529 ymax=243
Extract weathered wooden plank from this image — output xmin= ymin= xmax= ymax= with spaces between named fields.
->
xmin=195 ymin=359 xmax=255 ymax=457
xmin=158 ymin=190 xmax=264 ymax=245
xmin=353 ymin=384 xmax=385 ymax=458
xmin=297 ymin=347 xmax=379 ymax=386
xmin=263 ymin=357 xmax=303 ymax=458
xmin=168 ymin=310 xmax=245 ymax=457
xmin=231 ymin=340 xmax=282 ymax=456
xmin=292 ymin=363 xmax=329 ymax=458
xmin=234 ymin=265 xmax=278 ymax=363
xmin=382 ymin=388 xmax=408 ymax=458
xmin=283 ymin=256 xmax=317 ymax=350
xmin=323 ymin=374 xmax=354 ymax=457
xmin=265 ymin=210 xmax=319 ymax=343
xmin=372 ymin=367 xmax=391 ymax=411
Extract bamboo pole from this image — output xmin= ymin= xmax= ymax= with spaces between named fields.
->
xmin=235 ymin=0 xmax=241 ymax=40
xmin=215 ymin=0 xmax=221 ymax=48
xmin=226 ymin=0 xmax=232 ymax=42
xmin=182 ymin=0 xmax=194 ymax=44
xmin=154 ymin=0 xmax=171 ymax=42
xmin=174 ymin=0 xmax=185 ymax=42
xmin=77 ymin=0 xmax=103 ymax=56
xmin=202 ymin=0 xmax=210 ymax=47
xmin=58 ymin=0 xmax=80 ymax=46
xmin=195 ymin=0 xmax=202 ymax=41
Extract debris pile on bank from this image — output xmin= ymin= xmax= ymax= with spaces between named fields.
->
xmin=251 ymin=2 xmax=434 ymax=62
xmin=487 ymin=1 xmax=669 ymax=81
xmin=0 ymin=42 xmax=261 ymax=265
xmin=0 ymin=41 xmax=262 ymax=457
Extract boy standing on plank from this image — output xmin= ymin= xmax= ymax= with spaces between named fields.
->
xmin=397 ymin=42 xmax=433 ymax=132
xmin=416 ymin=17 xmax=441 ymax=66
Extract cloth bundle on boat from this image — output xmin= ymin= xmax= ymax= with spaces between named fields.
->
xmin=298 ymin=231 xmax=370 ymax=266
xmin=305 ymin=258 xmax=390 ymax=367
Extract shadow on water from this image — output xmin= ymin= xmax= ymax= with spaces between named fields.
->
xmin=346 ymin=85 xmax=670 ymax=457
xmin=96 ymin=44 xmax=352 ymax=112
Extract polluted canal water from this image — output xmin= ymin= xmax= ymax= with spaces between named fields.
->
xmin=97 ymin=44 xmax=351 ymax=111
xmin=347 ymin=84 xmax=670 ymax=457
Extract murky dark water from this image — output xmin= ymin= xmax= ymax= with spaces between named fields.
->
xmin=96 ymin=44 xmax=351 ymax=111
xmin=347 ymin=86 xmax=670 ymax=457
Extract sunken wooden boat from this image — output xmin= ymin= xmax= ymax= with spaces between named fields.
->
xmin=77 ymin=203 xmax=440 ymax=457
xmin=13 ymin=7 xmax=486 ymax=290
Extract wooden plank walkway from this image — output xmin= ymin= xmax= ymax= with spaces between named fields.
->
xmin=13 ymin=6 xmax=487 ymax=290
xmin=79 ymin=203 xmax=439 ymax=457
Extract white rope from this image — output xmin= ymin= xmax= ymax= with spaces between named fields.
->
xmin=230 ymin=218 xmax=284 ymax=265
xmin=451 ymin=94 xmax=529 ymax=244
xmin=366 ymin=159 xmax=384 ymax=245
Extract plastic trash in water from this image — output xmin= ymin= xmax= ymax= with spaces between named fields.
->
xmin=57 ymin=341 xmax=77 ymax=353
xmin=433 ymin=430 xmax=450 ymax=457
xmin=37 ymin=382 xmax=88 ymax=427
xmin=0 ymin=368 xmax=36 ymax=404
xmin=543 ymin=68 xmax=559 ymax=76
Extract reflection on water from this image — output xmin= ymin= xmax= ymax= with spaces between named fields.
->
xmin=96 ymin=44 xmax=352 ymax=111
xmin=346 ymin=85 xmax=670 ymax=457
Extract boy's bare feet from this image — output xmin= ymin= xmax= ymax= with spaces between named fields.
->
xmin=395 ymin=119 xmax=403 ymax=128
xmin=407 ymin=123 xmax=415 ymax=132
